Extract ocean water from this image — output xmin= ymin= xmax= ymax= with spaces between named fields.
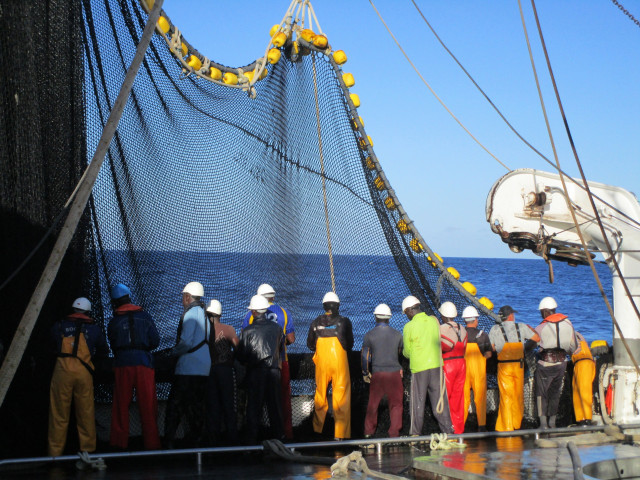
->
xmin=110 ymin=253 xmax=614 ymax=353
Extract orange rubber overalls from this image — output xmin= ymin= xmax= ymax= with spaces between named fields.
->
xmin=464 ymin=338 xmax=487 ymax=428
xmin=495 ymin=324 xmax=525 ymax=432
xmin=312 ymin=336 xmax=351 ymax=439
xmin=572 ymin=338 xmax=595 ymax=422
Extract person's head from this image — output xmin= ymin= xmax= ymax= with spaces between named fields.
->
xmin=402 ymin=295 xmax=421 ymax=320
xmin=438 ymin=301 xmax=457 ymax=323
xmin=206 ymin=299 xmax=222 ymax=323
xmin=110 ymin=283 xmax=132 ymax=308
xmin=182 ymin=282 xmax=204 ymax=308
xmin=71 ymin=297 xmax=91 ymax=314
xmin=462 ymin=305 xmax=479 ymax=327
xmin=498 ymin=305 xmax=517 ymax=322
xmin=248 ymin=294 xmax=269 ymax=317
xmin=322 ymin=291 xmax=340 ymax=316
xmin=257 ymin=283 xmax=276 ymax=303
xmin=538 ymin=296 xmax=557 ymax=320
xmin=373 ymin=303 xmax=392 ymax=323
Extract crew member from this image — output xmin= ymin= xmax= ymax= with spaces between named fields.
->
xmin=402 ymin=295 xmax=454 ymax=435
xmin=535 ymin=296 xmax=577 ymax=429
xmin=571 ymin=331 xmax=596 ymax=426
xmin=439 ymin=301 xmax=467 ymax=434
xmin=307 ymin=292 xmax=353 ymax=440
xmin=488 ymin=305 xmax=539 ymax=432
xmin=108 ymin=283 xmax=161 ymax=450
xmin=48 ymin=297 xmax=106 ymax=457
xmin=461 ymin=306 xmax=492 ymax=432
xmin=206 ymin=299 xmax=239 ymax=444
xmin=164 ymin=281 xmax=210 ymax=448
xmin=361 ymin=304 xmax=404 ymax=438
xmin=242 ymin=283 xmax=295 ymax=439
xmin=237 ymin=295 xmax=285 ymax=443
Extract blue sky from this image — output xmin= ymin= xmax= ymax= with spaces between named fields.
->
xmin=160 ymin=0 xmax=639 ymax=258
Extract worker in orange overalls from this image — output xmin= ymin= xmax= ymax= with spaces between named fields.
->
xmin=439 ymin=301 xmax=467 ymax=434
xmin=461 ymin=306 xmax=493 ymax=432
xmin=488 ymin=305 xmax=539 ymax=432
xmin=48 ymin=297 xmax=106 ymax=456
xmin=572 ymin=331 xmax=596 ymax=426
xmin=307 ymin=292 xmax=353 ymax=440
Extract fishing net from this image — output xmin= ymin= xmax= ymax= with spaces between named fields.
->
xmin=0 ymin=0 xmax=575 ymax=454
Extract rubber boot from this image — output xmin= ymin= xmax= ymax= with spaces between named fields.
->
xmin=539 ymin=416 xmax=548 ymax=430
xmin=548 ymin=415 xmax=556 ymax=429
xmin=478 ymin=426 xmax=487 ymax=433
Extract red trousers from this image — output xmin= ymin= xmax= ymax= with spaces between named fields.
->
xmin=364 ymin=371 xmax=403 ymax=437
xmin=443 ymin=358 xmax=466 ymax=434
xmin=110 ymin=365 xmax=161 ymax=449
xmin=281 ymin=360 xmax=293 ymax=439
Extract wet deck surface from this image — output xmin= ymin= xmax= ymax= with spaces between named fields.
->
xmin=1 ymin=433 xmax=638 ymax=479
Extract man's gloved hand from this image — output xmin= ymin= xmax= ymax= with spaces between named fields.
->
xmin=363 ymin=373 xmax=372 ymax=384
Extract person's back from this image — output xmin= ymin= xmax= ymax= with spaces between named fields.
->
xmin=238 ymin=316 xmax=283 ymax=368
xmin=174 ymin=301 xmax=210 ymax=375
xmin=109 ymin=303 xmax=159 ymax=368
xmin=402 ymin=311 xmax=441 ymax=373
xmin=363 ymin=324 xmax=403 ymax=373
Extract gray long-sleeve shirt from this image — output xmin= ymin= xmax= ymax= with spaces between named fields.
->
xmin=361 ymin=322 xmax=403 ymax=375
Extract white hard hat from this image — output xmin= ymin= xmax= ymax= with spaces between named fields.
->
xmin=439 ymin=301 xmax=457 ymax=318
xmin=322 ymin=291 xmax=340 ymax=304
xmin=248 ymin=294 xmax=269 ymax=312
xmin=257 ymin=283 xmax=275 ymax=297
xmin=402 ymin=295 xmax=420 ymax=312
xmin=206 ymin=299 xmax=222 ymax=316
xmin=462 ymin=306 xmax=479 ymax=321
xmin=539 ymin=296 xmax=558 ymax=310
xmin=72 ymin=297 xmax=91 ymax=312
xmin=373 ymin=303 xmax=392 ymax=319
xmin=183 ymin=281 xmax=204 ymax=297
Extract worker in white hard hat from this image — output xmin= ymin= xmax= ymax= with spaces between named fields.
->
xmin=164 ymin=281 xmax=210 ymax=448
xmin=361 ymin=304 xmax=404 ymax=438
xmin=401 ymin=295 xmax=454 ymax=435
xmin=307 ymin=292 xmax=354 ymax=440
xmin=439 ymin=301 xmax=468 ymax=434
xmin=237 ymin=295 xmax=285 ymax=443
xmin=488 ymin=305 xmax=539 ymax=432
xmin=205 ymin=299 xmax=239 ymax=445
xmin=534 ymin=296 xmax=578 ymax=429
xmin=108 ymin=283 xmax=161 ymax=450
xmin=48 ymin=297 xmax=107 ymax=457
xmin=242 ymin=283 xmax=295 ymax=439
xmin=461 ymin=306 xmax=492 ymax=432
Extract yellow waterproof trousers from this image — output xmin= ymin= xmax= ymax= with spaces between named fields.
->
xmin=495 ymin=342 xmax=524 ymax=432
xmin=312 ymin=337 xmax=351 ymax=439
xmin=48 ymin=358 xmax=96 ymax=456
xmin=572 ymin=340 xmax=595 ymax=422
xmin=464 ymin=342 xmax=487 ymax=426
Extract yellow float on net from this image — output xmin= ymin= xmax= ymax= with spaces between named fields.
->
xmin=478 ymin=296 xmax=494 ymax=311
xmin=591 ymin=340 xmax=608 ymax=349
xmin=350 ymin=93 xmax=360 ymax=108
xmin=223 ymin=72 xmax=238 ymax=85
xmin=269 ymin=24 xmax=280 ymax=37
xmin=180 ymin=42 xmax=188 ymax=57
xmin=384 ymin=196 xmax=396 ymax=210
xmin=462 ymin=281 xmax=477 ymax=296
xmin=313 ymin=34 xmax=328 ymax=48
xmin=300 ymin=29 xmax=316 ymax=42
xmin=343 ymin=73 xmax=355 ymax=88
xmin=374 ymin=176 xmax=385 ymax=191
xmin=187 ymin=55 xmax=202 ymax=71
xmin=428 ymin=252 xmax=443 ymax=267
xmin=397 ymin=219 xmax=409 ymax=234
xmin=209 ymin=67 xmax=222 ymax=81
xmin=260 ymin=67 xmax=268 ymax=80
xmin=333 ymin=50 xmax=347 ymax=65
xmin=273 ymin=32 xmax=287 ymax=48
xmin=267 ymin=48 xmax=281 ymax=64
xmin=365 ymin=157 xmax=376 ymax=170
xmin=447 ymin=267 xmax=460 ymax=280
xmin=157 ymin=16 xmax=170 ymax=34
xmin=243 ymin=71 xmax=254 ymax=82
xmin=410 ymin=238 xmax=424 ymax=253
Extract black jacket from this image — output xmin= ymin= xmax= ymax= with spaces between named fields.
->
xmin=307 ymin=314 xmax=353 ymax=352
xmin=237 ymin=315 xmax=284 ymax=369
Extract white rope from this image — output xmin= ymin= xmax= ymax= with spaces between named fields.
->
xmin=429 ymin=433 xmax=466 ymax=451
xmin=330 ymin=450 xmax=409 ymax=479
